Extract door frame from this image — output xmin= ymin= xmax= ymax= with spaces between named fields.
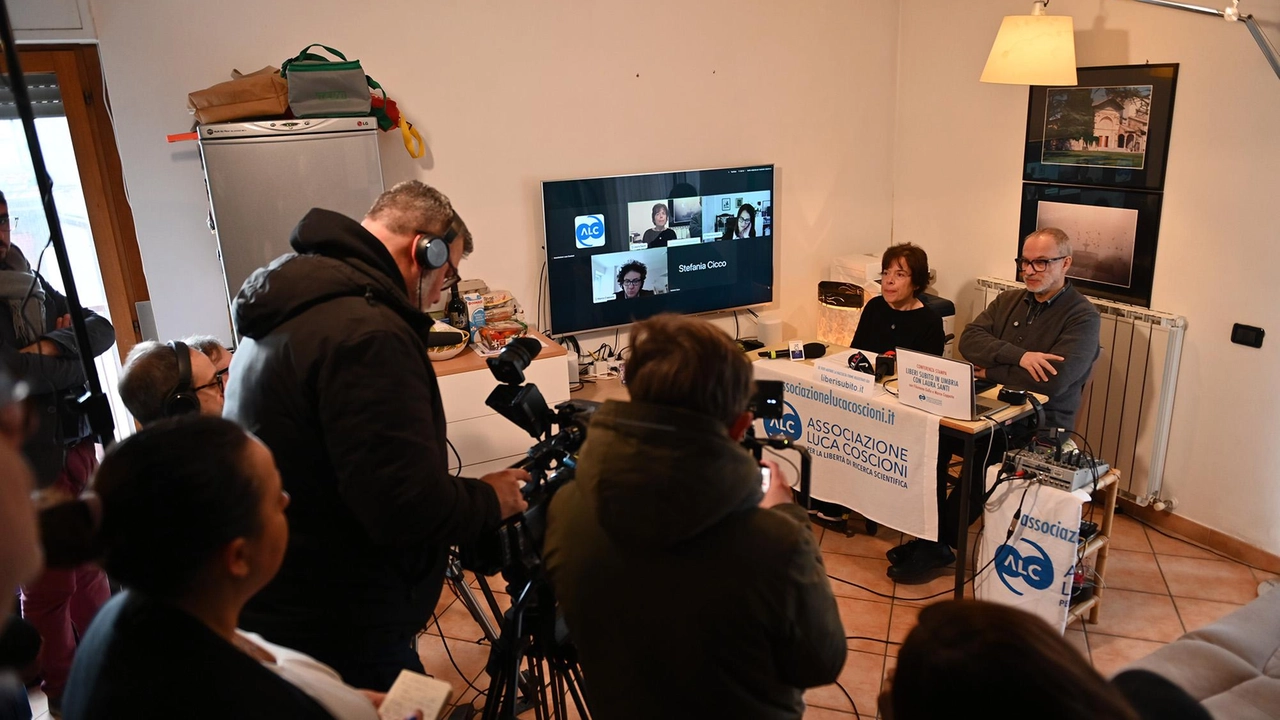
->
xmin=2 ymin=44 xmax=149 ymax=361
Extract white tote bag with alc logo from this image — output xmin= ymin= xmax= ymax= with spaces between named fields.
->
xmin=975 ymin=469 xmax=1084 ymax=634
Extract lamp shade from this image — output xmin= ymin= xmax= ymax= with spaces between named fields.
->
xmin=980 ymin=10 xmax=1078 ymax=85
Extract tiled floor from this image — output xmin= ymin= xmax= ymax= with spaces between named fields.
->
xmin=26 ymin=514 xmax=1268 ymax=719
xmin=413 ymin=513 xmax=1270 ymax=720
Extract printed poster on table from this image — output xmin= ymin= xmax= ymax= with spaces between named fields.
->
xmin=754 ymin=360 xmax=941 ymax=541
xmin=896 ymin=347 xmax=973 ymax=420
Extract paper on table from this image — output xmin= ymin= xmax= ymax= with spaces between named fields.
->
xmin=378 ymin=670 xmax=454 ymax=720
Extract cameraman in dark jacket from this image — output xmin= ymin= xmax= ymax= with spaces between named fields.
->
xmin=544 ymin=314 xmax=846 ymax=720
xmin=224 ymin=181 xmax=527 ymax=691
xmin=1 ymin=190 xmax=115 ymax=708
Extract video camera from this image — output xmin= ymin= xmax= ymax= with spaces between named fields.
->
xmin=458 ymin=338 xmax=598 ymax=578
xmin=744 ymin=378 xmax=813 ymax=507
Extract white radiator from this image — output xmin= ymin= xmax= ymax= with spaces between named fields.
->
xmin=974 ymin=277 xmax=1186 ymax=504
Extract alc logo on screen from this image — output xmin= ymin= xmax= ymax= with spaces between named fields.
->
xmin=764 ymin=401 xmax=802 ymax=442
xmin=574 ymin=214 xmax=605 ymax=248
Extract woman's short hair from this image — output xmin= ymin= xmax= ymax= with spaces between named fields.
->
xmin=888 ymin=600 xmax=1139 ymax=720
xmin=881 ymin=243 xmax=931 ymax=293
xmin=95 ymin=416 xmax=262 ymax=600
xmin=617 ymin=260 xmax=647 ymax=286
xmin=623 ymin=314 xmax=752 ymax=428
xmin=651 ymin=203 xmax=669 ymax=224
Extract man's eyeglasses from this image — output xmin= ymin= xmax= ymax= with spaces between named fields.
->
xmin=1015 ymin=256 xmax=1067 ymax=273
xmin=440 ymin=258 xmax=460 ymax=290
xmin=621 ymin=278 xmax=644 ymax=286
xmin=193 ymin=373 xmax=225 ymax=396
xmin=0 ymin=215 xmax=15 ymax=229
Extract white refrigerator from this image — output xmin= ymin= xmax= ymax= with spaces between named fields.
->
xmin=198 ymin=117 xmax=384 ymax=334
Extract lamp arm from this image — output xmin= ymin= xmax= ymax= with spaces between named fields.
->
xmin=1131 ymin=0 xmax=1280 ymax=81
xmin=1243 ymin=14 xmax=1280 ymax=80
xmin=1131 ymin=0 xmax=1225 ymax=17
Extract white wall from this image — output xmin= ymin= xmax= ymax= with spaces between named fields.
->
xmin=88 ymin=0 xmax=901 ymax=345
xmin=894 ymin=0 xmax=1280 ymax=553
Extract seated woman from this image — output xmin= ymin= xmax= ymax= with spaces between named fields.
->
xmin=719 ymin=203 xmax=758 ymax=241
xmin=63 ymin=417 xmax=387 ymax=720
xmin=850 ymin=243 xmax=945 ymax=356
xmin=810 ymin=243 xmax=945 ymax=525
xmin=642 ymin=203 xmax=676 ymax=248
xmin=883 ymin=600 xmax=1209 ymax=720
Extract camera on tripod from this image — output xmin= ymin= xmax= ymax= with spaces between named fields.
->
xmin=459 ymin=337 xmax=598 ymax=578
xmin=450 ymin=337 xmax=598 ymax=720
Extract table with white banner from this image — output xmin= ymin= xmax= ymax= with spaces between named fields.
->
xmin=753 ymin=356 xmax=1044 ymax=599
xmin=753 ymin=358 xmax=943 ymax=543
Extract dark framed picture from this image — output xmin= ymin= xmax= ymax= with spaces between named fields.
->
xmin=1018 ymin=183 xmax=1163 ymax=307
xmin=1023 ymin=64 xmax=1178 ymax=190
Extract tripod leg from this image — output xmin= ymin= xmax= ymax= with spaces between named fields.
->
xmin=564 ymin=662 xmax=591 ymax=720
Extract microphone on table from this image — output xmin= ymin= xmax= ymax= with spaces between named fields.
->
xmin=758 ymin=343 xmax=827 ymax=360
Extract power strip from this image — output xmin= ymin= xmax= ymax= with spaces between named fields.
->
xmin=1005 ymin=448 xmax=1110 ymax=493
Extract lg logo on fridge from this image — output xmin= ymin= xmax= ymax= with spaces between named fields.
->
xmin=575 ymin=215 xmax=605 ymax=248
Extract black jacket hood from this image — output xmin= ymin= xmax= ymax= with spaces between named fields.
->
xmin=578 ymin=400 xmax=763 ymax=550
xmin=233 ymin=208 xmax=428 ymax=340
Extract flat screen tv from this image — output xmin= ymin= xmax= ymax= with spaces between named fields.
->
xmin=542 ymin=164 xmax=774 ymax=335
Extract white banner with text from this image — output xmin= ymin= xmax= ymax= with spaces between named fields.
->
xmin=754 ymin=360 xmax=940 ymax=540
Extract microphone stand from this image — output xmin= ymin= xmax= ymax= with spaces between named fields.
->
xmin=1 ymin=0 xmax=116 ymax=446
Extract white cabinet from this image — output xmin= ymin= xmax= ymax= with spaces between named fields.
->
xmin=435 ymin=332 xmax=571 ymax=476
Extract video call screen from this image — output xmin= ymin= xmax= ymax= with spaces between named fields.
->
xmin=542 ymin=165 xmax=774 ymax=334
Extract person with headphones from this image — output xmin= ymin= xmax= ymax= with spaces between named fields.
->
xmin=222 ymin=181 xmax=528 ymax=691
xmin=118 ymin=339 xmax=226 ymax=424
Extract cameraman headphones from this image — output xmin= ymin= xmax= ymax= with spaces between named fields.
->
xmin=413 ymin=213 xmax=460 ymax=271
xmin=163 ymin=341 xmax=201 ymax=418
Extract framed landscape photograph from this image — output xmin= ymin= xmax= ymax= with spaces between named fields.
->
xmin=1018 ymin=183 xmax=1163 ymax=307
xmin=1023 ymin=64 xmax=1179 ymax=190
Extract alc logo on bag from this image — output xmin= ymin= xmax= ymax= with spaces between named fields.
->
xmin=574 ymin=215 xmax=606 ymax=248
xmin=763 ymin=401 xmax=802 ymax=442
xmin=994 ymin=537 xmax=1055 ymax=596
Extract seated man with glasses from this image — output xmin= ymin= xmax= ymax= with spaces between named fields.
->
xmin=118 ymin=338 xmax=226 ymax=425
xmin=886 ymin=227 xmax=1100 ymax=583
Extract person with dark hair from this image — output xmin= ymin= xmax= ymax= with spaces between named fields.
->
xmin=544 ymin=314 xmax=845 ymax=719
xmin=118 ymin=339 xmax=225 ymax=425
xmin=883 ymin=600 xmax=1207 ymax=720
xmin=1 ymin=189 xmax=115 ymax=709
xmin=224 ymin=180 xmax=527 ymax=690
xmin=614 ymin=260 xmax=654 ymax=300
xmin=721 ymin=203 xmax=758 ymax=241
xmin=641 ymin=203 xmax=676 ymax=248
xmin=62 ymin=417 xmax=389 ymax=720
xmin=850 ymin=243 xmax=944 ymax=356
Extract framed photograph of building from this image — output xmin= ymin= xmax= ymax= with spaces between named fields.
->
xmin=1023 ymin=64 xmax=1179 ymax=191
xmin=1018 ymin=183 xmax=1163 ymax=307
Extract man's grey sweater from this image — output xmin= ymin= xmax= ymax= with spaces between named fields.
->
xmin=959 ymin=283 xmax=1101 ymax=430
